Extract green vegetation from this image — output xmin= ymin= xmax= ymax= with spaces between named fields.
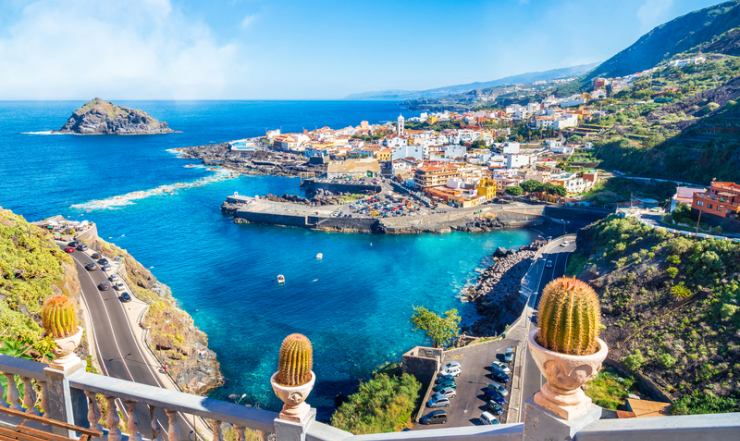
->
xmin=276 ymin=334 xmax=312 ymax=387
xmin=537 ymin=277 xmax=601 ymax=355
xmin=672 ymin=391 xmax=740 ymax=415
xmin=330 ymin=371 xmax=422 ymax=434
xmin=505 ymin=186 xmax=523 ymax=197
xmin=571 ymin=215 xmax=740 ymax=414
xmin=410 ymin=306 xmax=460 ymax=348
xmin=584 ymin=367 xmax=636 ymax=410
xmin=581 ymin=178 xmax=676 ymax=208
xmin=0 ymin=209 xmax=71 ymax=356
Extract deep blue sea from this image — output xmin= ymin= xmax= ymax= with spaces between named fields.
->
xmin=0 ymin=101 xmax=536 ymax=419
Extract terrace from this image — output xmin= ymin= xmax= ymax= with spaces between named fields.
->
xmin=0 ymin=351 xmax=738 ymax=441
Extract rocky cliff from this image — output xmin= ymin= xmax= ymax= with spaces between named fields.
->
xmin=53 ymin=98 xmax=178 ymax=135
xmin=84 ymin=234 xmax=222 ymax=395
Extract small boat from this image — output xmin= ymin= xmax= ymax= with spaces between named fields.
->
xmin=277 ymin=275 xmax=285 ymax=284
xmin=316 ymin=253 xmax=323 ymax=260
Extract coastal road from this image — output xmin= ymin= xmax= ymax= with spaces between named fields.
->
xmin=519 ymin=237 xmax=576 ymax=420
xmin=61 ymin=246 xmax=196 ymax=439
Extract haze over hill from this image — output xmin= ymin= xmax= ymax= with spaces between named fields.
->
xmin=345 ymin=63 xmax=599 ymax=101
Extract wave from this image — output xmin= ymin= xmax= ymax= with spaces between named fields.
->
xmin=22 ymin=131 xmax=66 ymax=135
xmin=71 ymin=168 xmax=239 ymax=211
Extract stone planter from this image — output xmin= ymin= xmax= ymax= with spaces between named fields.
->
xmin=270 ymin=371 xmax=316 ymax=423
xmin=527 ymin=329 xmax=608 ymax=420
xmin=49 ymin=326 xmax=84 ymax=371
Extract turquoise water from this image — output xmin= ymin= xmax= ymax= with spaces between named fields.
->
xmin=0 ymin=101 xmax=536 ymax=419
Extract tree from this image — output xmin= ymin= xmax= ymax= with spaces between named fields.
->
xmin=410 ymin=306 xmax=460 ymax=348
xmin=520 ymin=180 xmax=543 ymax=194
xmin=505 ymin=186 xmax=523 ymax=197
xmin=544 ymin=183 xmax=567 ymax=197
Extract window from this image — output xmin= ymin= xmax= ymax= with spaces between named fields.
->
xmin=708 ymin=204 xmax=713 ymax=209
xmin=698 ymin=201 xmax=704 ymax=206
xmin=718 ymin=206 xmax=723 ymax=212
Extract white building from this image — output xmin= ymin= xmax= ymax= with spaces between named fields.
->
xmin=501 ymin=142 xmax=520 ymax=155
xmin=397 ymin=114 xmax=405 ymax=136
xmin=591 ymin=89 xmax=607 ymax=100
xmin=443 ymin=144 xmax=466 ymax=159
xmin=384 ymin=136 xmax=408 ymax=148
xmin=391 ymin=145 xmax=424 ymax=161
xmin=507 ymin=154 xmax=530 ymax=169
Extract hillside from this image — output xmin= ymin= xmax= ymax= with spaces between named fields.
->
xmin=345 ymin=63 xmax=598 ymax=101
xmin=569 ymin=215 xmax=740 ymax=414
xmin=53 ymin=98 xmax=178 ymax=135
xmin=555 ymin=1 xmax=740 ymax=94
xmin=0 ymin=208 xmax=81 ymax=357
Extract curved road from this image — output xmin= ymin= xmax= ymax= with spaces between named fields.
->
xmin=62 ymin=245 xmax=197 ymax=439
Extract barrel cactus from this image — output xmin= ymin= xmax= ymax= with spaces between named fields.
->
xmin=276 ymin=333 xmax=313 ymax=387
xmin=41 ymin=296 xmax=79 ymax=339
xmin=536 ymin=277 xmax=601 ymax=356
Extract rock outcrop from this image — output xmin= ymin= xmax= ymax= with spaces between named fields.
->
xmin=53 ymin=98 xmax=178 ymax=135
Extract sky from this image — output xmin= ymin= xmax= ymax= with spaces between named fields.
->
xmin=0 ymin=0 xmax=728 ymax=100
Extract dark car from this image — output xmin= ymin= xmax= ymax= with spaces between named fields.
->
xmin=91 ymin=253 xmax=101 ymax=260
xmin=98 ymin=282 xmax=110 ymax=291
xmin=435 ymin=375 xmax=455 ymax=384
xmin=491 ymin=371 xmax=510 ymax=383
xmin=432 ymin=381 xmax=457 ymax=392
xmin=120 ymin=292 xmax=132 ymax=303
xmin=64 ymin=246 xmax=75 ymax=253
xmin=484 ymin=389 xmax=505 ymax=405
xmin=76 ymin=244 xmax=88 ymax=251
xmin=98 ymin=258 xmax=109 ymax=265
xmin=84 ymin=262 xmax=97 ymax=271
xmin=420 ymin=410 xmax=447 ymax=425
xmin=68 ymin=241 xmax=79 ymax=247
xmin=486 ymin=401 xmax=504 ymax=415
xmin=546 ymin=260 xmax=553 ymax=268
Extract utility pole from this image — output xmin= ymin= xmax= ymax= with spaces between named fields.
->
xmin=695 ymin=210 xmax=703 ymax=242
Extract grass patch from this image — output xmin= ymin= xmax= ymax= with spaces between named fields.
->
xmin=565 ymin=252 xmax=590 ymax=277
xmin=584 ymin=367 xmax=635 ymax=410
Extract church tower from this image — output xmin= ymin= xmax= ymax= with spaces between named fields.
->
xmin=397 ymin=114 xmax=405 ymax=136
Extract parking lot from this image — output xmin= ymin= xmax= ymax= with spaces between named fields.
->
xmin=414 ymin=338 xmax=518 ymax=429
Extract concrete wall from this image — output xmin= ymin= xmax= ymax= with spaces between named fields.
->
xmin=235 ymin=211 xmax=313 ymax=228
xmin=301 ymin=179 xmax=381 ymax=195
xmin=544 ymin=206 xmax=612 ymax=222
xmin=315 ymin=217 xmax=379 ymax=233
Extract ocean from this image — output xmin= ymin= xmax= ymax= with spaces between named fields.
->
xmin=0 ymin=100 xmax=537 ymax=419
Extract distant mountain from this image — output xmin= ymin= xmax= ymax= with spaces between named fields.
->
xmin=558 ymin=0 xmax=740 ymax=94
xmin=344 ymin=63 xmax=599 ymax=100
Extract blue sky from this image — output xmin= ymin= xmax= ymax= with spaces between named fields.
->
xmin=0 ymin=0 xmax=726 ymax=99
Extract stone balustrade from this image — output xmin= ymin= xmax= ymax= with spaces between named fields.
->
xmin=0 ymin=354 xmax=738 ymax=441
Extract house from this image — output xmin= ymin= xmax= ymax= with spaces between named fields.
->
xmin=582 ymin=171 xmax=599 ymax=187
xmin=671 ymin=187 xmax=706 ymax=212
xmin=501 ymin=142 xmax=520 ymax=155
xmin=413 ymin=164 xmax=460 ymax=190
xmin=326 ymin=158 xmax=380 ymax=178
xmin=550 ymin=173 xmax=586 ymax=194
xmin=375 ymin=148 xmax=392 ymax=162
xmin=591 ymin=89 xmax=607 ymax=100
xmin=691 ymin=181 xmax=740 ymax=218
xmin=476 ymin=178 xmax=497 ymax=200
xmin=391 ymin=145 xmax=424 ymax=161
xmin=507 ymin=154 xmax=530 ymax=169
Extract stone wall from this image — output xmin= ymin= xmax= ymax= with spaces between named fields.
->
xmin=301 ymin=179 xmax=381 ymax=195
xmin=315 ymin=217 xmax=379 ymax=233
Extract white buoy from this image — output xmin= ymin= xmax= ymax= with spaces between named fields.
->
xmin=277 ymin=275 xmax=285 ymax=284
xmin=316 ymin=253 xmax=323 ymax=260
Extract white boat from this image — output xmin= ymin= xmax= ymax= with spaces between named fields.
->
xmin=316 ymin=253 xmax=323 ymax=260
xmin=277 ymin=275 xmax=285 ymax=284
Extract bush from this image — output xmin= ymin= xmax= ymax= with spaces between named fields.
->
xmin=623 ymin=350 xmax=646 ymax=371
xmin=666 ymin=267 xmax=679 ymax=279
xmin=720 ymin=303 xmax=738 ymax=322
xmin=331 ymin=372 xmax=422 ymax=434
xmin=671 ymin=283 xmax=692 ymax=299
xmin=658 ymin=353 xmax=677 ymax=368
xmin=667 ymin=255 xmax=681 ymax=265
xmin=671 ymin=391 xmax=740 ymax=415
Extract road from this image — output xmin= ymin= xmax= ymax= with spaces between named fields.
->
xmin=519 ymin=237 xmax=576 ymax=418
xmin=63 ymin=246 xmax=196 ymax=439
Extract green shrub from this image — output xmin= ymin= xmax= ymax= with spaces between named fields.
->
xmin=671 ymin=283 xmax=692 ymax=299
xmin=330 ymin=372 xmax=421 ymax=434
xmin=671 ymin=391 xmax=740 ymax=415
xmin=666 ymin=267 xmax=679 ymax=279
xmin=720 ymin=303 xmax=738 ymax=322
xmin=667 ymin=255 xmax=681 ymax=265
xmin=658 ymin=353 xmax=677 ymax=368
xmin=623 ymin=350 xmax=646 ymax=371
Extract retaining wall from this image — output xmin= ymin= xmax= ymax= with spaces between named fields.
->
xmin=544 ymin=206 xmax=612 ymax=222
xmin=690 ymin=208 xmax=740 ymax=233
xmin=301 ymin=179 xmax=381 ymax=195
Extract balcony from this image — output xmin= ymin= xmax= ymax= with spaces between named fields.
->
xmin=0 ymin=354 xmax=738 ymax=441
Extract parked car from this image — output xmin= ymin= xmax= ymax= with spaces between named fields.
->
xmin=64 ymin=246 xmax=75 ymax=253
xmin=420 ymin=410 xmax=447 ymax=425
xmin=120 ymin=292 xmax=132 ymax=303
xmin=98 ymin=258 xmax=109 ymax=265
xmin=435 ymin=375 xmax=455 ymax=384
xmin=504 ymin=347 xmax=514 ymax=363
xmin=487 ymin=383 xmax=508 ymax=397
xmin=76 ymin=244 xmax=88 ymax=251
xmin=484 ymin=389 xmax=505 ymax=405
xmin=84 ymin=262 xmax=97 ymax=271
xmin=440 ymin=366 xmax=461 ymax=377
xmin=491 ymin=371 xmax=510 ymax=383
xmin=486 ymin=401 xmax=504 ymax=415
xmin=101 ymin=263 xmax=112 ymax=271
xmin=479 ymin=411 xmax=499 ymax=425
xmin=113 ymin=282 xmax=125 ymax=291
xmin=98 ymin=282 xmax=110 ymax=291
xmin=109 ymin=273 xmax=120 ymax=282
xmin=91 ymin=253 xmax=101 ymax=260
xmin=442 ymin=361 xmax=461 ymax=370
xmin=433 ymin=381 xmax=456 ymax=392
xmin=427 ymin=393 xmax=450 ymax=408
xmin=492 ymin=361 xmax=511 ymax=374
xmin=546 ymin=260 xmax=553 ymax=268
xmin=436 ymin=387 xmax=456 ymax=398
xmin=489 ymin=380 xmax=507 ymax=390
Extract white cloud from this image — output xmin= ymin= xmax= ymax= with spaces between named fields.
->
xmin=240 ymin=14 xmax=257 ymax=29
xmin=0 ymin=0 xmax=247 ymax=99
xmin=637 ymin=0 xmax=673 ymax=32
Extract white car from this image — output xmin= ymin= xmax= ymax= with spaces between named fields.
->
xmin=479 ymin=411 xmax=498 ymax=425
xmin=561 ymin=240 xmax=570 ymax=247
xmin=113 ymin=282 xmax=125 ymax=291
xmin=109 ymin=273 xmax=120 ymax=282
xmin=492 ymin=361 xmax=511 ymax=374
xmin=442 ymin=361 xmax=461 ymax=370
xmin=440 ymin=366 xmax=461 ymax=377
xmin=489 ymin=380 xmax=507 ymax=390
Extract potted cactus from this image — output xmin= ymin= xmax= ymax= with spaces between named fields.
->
xmin=41 ymin=296 xmax=83 ymax=371
xmin=270 ymin=333 xmax=316 ymax=422
xmin=527 ymin=277 xmax=608 ymax=420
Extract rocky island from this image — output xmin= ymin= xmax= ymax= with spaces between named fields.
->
xmin=53 ymin=98 xmax=178 ymax=135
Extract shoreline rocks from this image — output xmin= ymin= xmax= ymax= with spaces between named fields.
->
xmin=182 ymin=143 xmax=327 ymax=177
xmin=463 ymin=240 xmax=547 ymax=336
